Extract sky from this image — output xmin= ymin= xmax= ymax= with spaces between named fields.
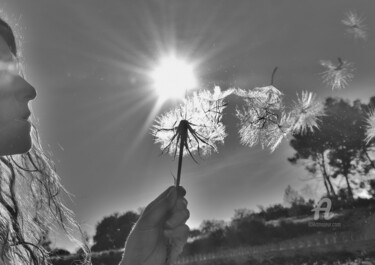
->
xmin=2 ymin=0 xmax=375 ymax=251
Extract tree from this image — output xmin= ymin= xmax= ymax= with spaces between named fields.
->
xmin=231 ymin=214 xmax=268 ymax=245
xmin=288 ymin=125 xmax=337 ymax=197
xmin=232 ymin=208 xmax=254 ymax=221
xmin=359 ymin=96 xmax=375 ymax=173
xmin=300 ymin=183 xmax=319 ymax=202
xmin=369 ymin=179 xmax=375 ymax=197
xmin=257 ymin=204 xmax=289 ymax=221
xmin=325 ymin=98 xmax=368 ymax=198
xmin=188 ymin=229 xmax=201 ymax=240
xmin=289 ymin=97 xmax=373 ymax=199
xmin=283 ymin=185 xmax=305 ymax=206
xmin=199 ymin=220 xmax=226 ymax=235
xmin=91 ymin=211 xmax=139 ymax=252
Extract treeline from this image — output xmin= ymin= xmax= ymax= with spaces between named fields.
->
xmin=177 ymin=252 xmax=375 ymax=265
xmin=49 ymin=194 xmax=375 ymax=264
xmin=182 ymin=197 xmax=375 ymax=256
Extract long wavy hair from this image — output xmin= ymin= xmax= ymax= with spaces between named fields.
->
xmin=0 ymin=16 xmax=90 ymax=265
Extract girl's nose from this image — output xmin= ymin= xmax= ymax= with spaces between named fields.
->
xmin=14 ymin=76 xmax=37 ymax=102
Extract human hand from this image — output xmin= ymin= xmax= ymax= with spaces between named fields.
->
xmin=121 ymin=186 xmax=189 ymax=265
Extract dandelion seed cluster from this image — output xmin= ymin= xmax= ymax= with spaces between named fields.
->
xmin=236 ymin=85 xmax=283 ymax=109
xmin=265 ymin=113 xmax=294 ymax=152
xmin=236 ymin=86 xmax=324 ymax=152
xmin=290 ymin=91 xmax=325 ymax=134
xmin=152 ymin=87 xmax=231 ymax=158
xmin=320 ymin=58 xmax=354 ymax=90
xmin=365 ymin=110 xmax=375 ymax=144
xmin=235 ymin=85 xmax=287 ymax=152
xmin=153 ymin=83 xmax=324 ymax=155
xmin=342 ymin=11 xmax=368 ymax=40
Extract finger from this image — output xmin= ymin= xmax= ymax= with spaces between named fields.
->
xmin=164 ymin=225 xmax=190 ymax=265
xmin=137 ymin=186 xmax=177 ymax=228
xmin=167 ymin=242 xmax=185 ymax=265
xmin=146 ymin=186 xmax=175 ymax=210
xmin=164 ymin=224 xmax=190 ymax=241
xmin=166 ymin=209 xmax=190 ymax=229
xmin=175 ymin=197 xmax=188 ymax=210
xmin=177 ymin=186 xmax=186 ymax=197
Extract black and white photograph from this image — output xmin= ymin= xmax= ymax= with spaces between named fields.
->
xmin=0 ymin=1 xmax=374 ymax=264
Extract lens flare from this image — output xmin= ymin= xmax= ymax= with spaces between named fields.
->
xmin=151 ymin=55 xmax=197 ymax=100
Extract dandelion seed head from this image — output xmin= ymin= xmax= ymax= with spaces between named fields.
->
xmin=236 ymin=85 xmax=287 ymax=152
xmin=365 ymin=109 xmax=375 ymax=144
xmin=342 ymin=11 xmax=368 ymax=40
xmin=319 ymin=60 xmax=335 ymax=70
xmin=152 ymin=88 xmax=230 ymax=158
xmin=236 ymin=107 xmax=261 ymax=148
xmin=236 ymin=83 xmax=291 ymax=152
xmin=320 ymin=58 xmax=354 ymax=90
xmin=237 ymin=110 xmax=292 ymax=152
xmin=290 ymin=91 xmax=325 ymax=134
xmin=264 ymin=113 xmax=293 ymax=152
xmin=235 ymin=85 xmax=283 ymax=109
xmin=199 ymin=86 xmax=234 ymax=101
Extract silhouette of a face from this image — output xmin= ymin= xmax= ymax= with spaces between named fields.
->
xmin=0 ymin=36 xmax=36 ymax=156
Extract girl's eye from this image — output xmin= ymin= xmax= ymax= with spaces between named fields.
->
xmin=0 ymin=60 xmax=24 ymax=86
xmin=0 ymin=60 xmax=23 ymax=76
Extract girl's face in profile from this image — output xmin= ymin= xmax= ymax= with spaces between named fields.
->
xmin=0 ymin=36 xmax=36 ymax=156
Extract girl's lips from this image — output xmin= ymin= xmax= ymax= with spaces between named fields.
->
xmin=19 ymin=111 xmax=31 ymax=120
xmin=24 ymin=110 xmax=31 ymax=119
xmin=14 ymin=119 xmax=30 ymax=124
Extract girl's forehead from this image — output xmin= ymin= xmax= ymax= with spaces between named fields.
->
xmin=0 ymin=36 xmax=13 ymax=61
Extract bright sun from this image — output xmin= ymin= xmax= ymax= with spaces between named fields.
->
xmin=151 ymin=55 xmax=197 ymax=100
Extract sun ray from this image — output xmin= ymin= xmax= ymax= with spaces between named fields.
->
xmin=124 ymin=97 xmax=166 ymax=159
xmin=150 ymin=54 xmax=198 ymax=100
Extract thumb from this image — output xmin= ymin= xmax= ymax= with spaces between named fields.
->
xmin=137 ymin=186 xmax=181 ymax=229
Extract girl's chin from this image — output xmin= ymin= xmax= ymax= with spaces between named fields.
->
xmin=0 ymin=120 xmax=33 ymax=156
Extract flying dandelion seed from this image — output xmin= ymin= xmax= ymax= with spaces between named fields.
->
xmin=365 ymin=109 xmax=375 ymax=144
xmin=236 ymin=85 xmax=289 ymax=152
xmin=264 ymin=112 xmax=294 ymax=152
xmin=235 ymin=85 xmax=283 ymax=109
xmin=342 ymin=11 xmax=368 ymax=40
xmin=290 ymin=91 xmax=325 ymax=134
xmin=152 ymin=87 xmax=231 ymax=185
xmin=320 ymin=58 xmax=354 ymax=90
xmin=236 ymin=86 xmax=323 ymax=151
xmin=237 ymin=108 xmax=292 ymax=152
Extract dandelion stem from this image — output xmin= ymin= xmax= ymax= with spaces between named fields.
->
xmin=176 ymin=135 xmax=185 ymax=187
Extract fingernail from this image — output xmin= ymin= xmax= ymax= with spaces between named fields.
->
xmin=177 ymin=186 xmax=186 ymax=197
